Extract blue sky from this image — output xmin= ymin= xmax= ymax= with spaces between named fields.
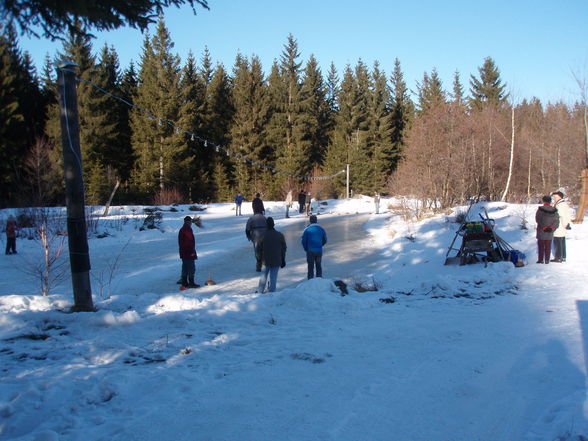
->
xmin=19 ymin=0 xmax=588 ymax=104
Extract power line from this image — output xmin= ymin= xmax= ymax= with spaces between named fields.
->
xmin=70 ymin=69 xmax=346 ymax=181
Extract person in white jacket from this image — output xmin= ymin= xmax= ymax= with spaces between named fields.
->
xmin=551 ymin=191 xmax=573 ymax=262
xmin=284 ymin=190 xmax=293 ymax=218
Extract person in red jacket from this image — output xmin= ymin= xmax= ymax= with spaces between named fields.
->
xmin=5 ymin=216 xmax=17 ymax=255
xmin=178 ymin=216 xmax=199 ymax=288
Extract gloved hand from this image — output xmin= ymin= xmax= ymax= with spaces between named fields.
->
xmin=281 ymin=260 xmax=286 ymax=268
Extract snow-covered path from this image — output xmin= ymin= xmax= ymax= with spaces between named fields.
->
xmin=1 ymin=199 xmax=587 ymax=441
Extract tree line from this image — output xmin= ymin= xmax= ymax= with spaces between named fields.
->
xmin=1 ymin=20 xmax=586 ymax=209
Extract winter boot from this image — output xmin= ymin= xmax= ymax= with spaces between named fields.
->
xmin=187 ymin=276 xmax=200 ymax=288
xmin=180 ymin=276 xmax=188 ymax=288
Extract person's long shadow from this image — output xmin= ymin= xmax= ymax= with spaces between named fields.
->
xmin=507 ymin=303 xmax=588 ymax=439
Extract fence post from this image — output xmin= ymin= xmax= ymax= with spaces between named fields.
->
xmin=56 ymin=60 xmax=94 ymax=312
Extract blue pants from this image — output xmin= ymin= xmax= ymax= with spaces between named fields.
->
xmin=258 ymin=266 xmax=280 ymax=293
xmin=306 ymin=251 xmax=322 ymax=279
xmin=553 ymin=237 xmax=566 ymax=260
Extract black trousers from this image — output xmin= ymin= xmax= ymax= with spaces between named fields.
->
xmin=5 ymin=237 xmax=16 ymax=254
xmin=306 ymin=251 xmax=323 ymax=279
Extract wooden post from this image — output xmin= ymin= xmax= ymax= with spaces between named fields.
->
xmin=56 ymin=60 xmax=94 ymax=312
xmin=573 ymin=168 xmax=588 ymax=223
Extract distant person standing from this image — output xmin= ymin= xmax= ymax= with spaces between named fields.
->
xmin=298 ymin=190 xmax=306 ymax=214
xmin=5 ymin=216 xmax=17 ymax=255
xmin=234 ymin=193 xmax=246 ymax=216
xmin=285 ymin=190 xmax=293 ymax=218
xmin=374 ymin=192 xmax=381 ymax=214
xmin=257 ymin=217 xmax=287 ymax=293
xmin=252 ymin=193 xmax=265 ymax=215
xmin=305 ymin=192 xmax=312 ymax=216
xmin=535 ymin=195 xmax=559 ymax=264
xmin=551 ymin=191 xmax=572 ymax=262
xmin=178 ymin=216 xmax=199 ymax=288
xmin=246 ymin=210 xmax=267 ymax=271
xmin=301 ymin=215 xmax=327 ymax=279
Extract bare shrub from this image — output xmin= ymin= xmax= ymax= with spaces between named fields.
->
xmin=92 ymin=237 xmax=132 ymax=298
xmin=351 ymin=277 xmax=382 ymax=293
xmin=514 ymin=204 xmax=531 ymax=230
xmin=18 ymin=208 xmax=68 ymax=296
xmin=153 ymin=188 xmax=185 ymax=206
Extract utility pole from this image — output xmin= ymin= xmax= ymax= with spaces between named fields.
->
xmin=56 ymin=61 xmax=94 ymax=312
xmin=346 ymin=164 xmax=350 ymax=199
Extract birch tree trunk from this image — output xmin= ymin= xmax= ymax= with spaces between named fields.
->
xmin=501 ymin=106 xmax=515 ymax=201
xmin=102 ymin=179 xmax=121 ymax=216
xmin=527 ymin=141 xmax=533 ymax=201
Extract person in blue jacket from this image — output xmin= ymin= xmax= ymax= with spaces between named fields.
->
xmin=301 ymin=215 xmax=327 ymax=279
xmin=235 ymin=193 xmax=246 ymax=216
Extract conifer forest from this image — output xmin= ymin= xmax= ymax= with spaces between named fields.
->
xmin=1 ymin=20 xmax=586 ymax=209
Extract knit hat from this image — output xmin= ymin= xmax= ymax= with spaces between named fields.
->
xmin=184 ymin=216 xmax=192 ymax=222
xmin=309 ymin=215 xmax=317 ymax=223
xmin=266 ymin=217 xmax=275 ymax=228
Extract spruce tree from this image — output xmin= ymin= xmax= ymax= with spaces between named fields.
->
xmin=0 ymin=26 xmax=25 ymax=206
xmin=470 ymin=56 xmax=507 ymax=110
xmin=324 ymin=61 xmax=372 ymax=196
xmin=266 ymin=34 xmax=308 ymax=196
xmin=367 ymin=61 xmax=393 ymax=190
xmin=207 ymin=63 xmax=234 ymax=201
xmin=229 ymin=53 xmax=269 ymax=195
xmin=0 ymin=25 xmax=45 ymax=206
xmin=326 ymin=62 xmax=339 ymax=113
xmin=117 ymin=61 xmax=138 ymax=184
xmin=83 ymin=44 xmax=125 ymax=204
xmin=130 ymin=20 xmax=185 ymax=199
xmin=300 ymin=54 xmax=331 ymax=168
xmin=416 ymin=67 xmax=445 ymax=113
xmin=179 ymin=51 xmax=207 ymax=201
xmin=451 ymin=70 xmax=465 ymax=106
xmin=389 ymin=58 xmax=413 ymax=173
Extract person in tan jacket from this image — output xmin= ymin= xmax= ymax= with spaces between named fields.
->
xmin=551 ymin=191 xmax=573 ymax=262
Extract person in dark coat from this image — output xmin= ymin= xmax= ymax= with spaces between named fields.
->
xmin=178 ymin=216 xmax=199 ymax=288
xmin=5 ymin=216 xmax=17 ymax=255
xmin=301 ymin=215 xmax=327 ymax=278
xmin=252 ymin=193 xmax=265 ymax=215
xmin=535 ymin=195 xmax=559 ymax=264
xmin=298 ymin=190 xmax=306 ymax=214
xmin=234 ymin=193 xmax=246 ymax=216
xmin=246 ymin=211 xmax=267 ymax=271
xmin=257 ymin=217 xmax=287 ymax=293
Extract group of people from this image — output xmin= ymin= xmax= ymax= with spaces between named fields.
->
xmin=246 ymin=205 xmax=327 ymax=293
xmin=237 ymin=190 xmax=326 ymax=219
xmin=179 ymin=192 xmax=327 ymax=292
xmin=535 ymin=191 xmax=573 ymax=264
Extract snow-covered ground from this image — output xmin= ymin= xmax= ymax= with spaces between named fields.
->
xmin=0 ymin=197 xmax=587 ymax=441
